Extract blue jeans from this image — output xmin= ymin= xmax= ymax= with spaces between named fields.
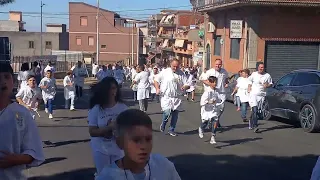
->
xmin=200 ymin=117 xmax=219 ymax=136
xmin=250 ymin=106 xmax=258 ymax=128
xmin=45 ymin=99 xmax=54 ymax=114
xmin=236 ymin=96 xmax=241 ymax=108
xmin=241 ymin=102 xmax=249 ymax=120
xmin=162 ymin=110 xmax=179 ymax=132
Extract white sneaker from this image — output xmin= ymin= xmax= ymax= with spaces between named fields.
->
xmin=70 ymin=106 xmax=75 ymax=111
xmin=198 ymin=127 xmax=204 ymax=139
xmin=48 ymin=114 xmax=53 ymax=119
xmin=45 ymin=108 xmax=48 ymax=113
xmin=210 ymin=136 xmax=216 ymax=144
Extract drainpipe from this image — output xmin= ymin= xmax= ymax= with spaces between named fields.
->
xmin=243 ymin=19 xmax=248 ymax=69
xmin=222 ymin=12 xmax=226 ymax=68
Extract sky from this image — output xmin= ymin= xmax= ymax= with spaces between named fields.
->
xmin=0 ymin=0 xmax=192 ymax=31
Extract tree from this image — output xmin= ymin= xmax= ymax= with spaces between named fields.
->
xmin=0 ymin=0 xmax=14 ymax=6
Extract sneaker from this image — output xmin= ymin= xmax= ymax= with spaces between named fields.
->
xmin=242 ymin=118 xmax=248 ymax=123
xmin=70 ymin=107 xmax=75 ymax=111
xmin=254 ymin=127 xmax=259 ymax=133
xmin=48 ymin=114 xmax=53 ymax=119
xmin=168 ymin=130 xmax=177 ymax=137
xmin=210 ymin=136 xmax=217 ymax=144
xmin=249 ymin=126 xmax=253 ymax=130
xmin=198 ymin=127 xmax=204 ymax=139
xmin=160 ymin=123 xmax=165 ymax=132
xmin=45 ymin=108 xmax=48 ymax=113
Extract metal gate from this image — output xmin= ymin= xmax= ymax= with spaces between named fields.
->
xmin=265 ymin=41 xmax=320 ymax=82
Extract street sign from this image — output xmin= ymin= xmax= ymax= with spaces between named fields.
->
xmin=230 ymin=20 xmax=243 ymax=38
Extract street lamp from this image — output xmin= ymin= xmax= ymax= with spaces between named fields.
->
xmin=40 ymin=1 xmax=45 ymax=56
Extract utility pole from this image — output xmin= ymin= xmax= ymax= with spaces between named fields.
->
xmin=96 ymin=0 xmax=100 ymax=65
xmin=40 ymin=1 xmax=45 ymax=56
xmin=131 ymin=21 xmax=134 ymax=65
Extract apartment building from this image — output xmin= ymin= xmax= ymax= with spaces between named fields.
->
xmin=69 ymin=2 xmax=139 ymax=65
xmin=157 ymin=10 xmax=204 ymax=66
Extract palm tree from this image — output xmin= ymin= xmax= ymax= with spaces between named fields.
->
xmin=0 ymin=0 xmax=14 ymax=6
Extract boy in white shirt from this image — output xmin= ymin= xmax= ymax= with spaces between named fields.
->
xmin=16 ymin=75 xmax=42 ymax=119
xmin=198 ymin=76 xmax=223 ymax=144
xmin=0 ymin=62 xmax=45 ymax=180
xmin=63 ymin=71 xmax=76 ymax=111
xmin=39 ymin=70 xmax=57 ymax=119
xmin=96 ymin=109 xmax=181 ymax=180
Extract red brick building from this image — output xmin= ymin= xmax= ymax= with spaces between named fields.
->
xmin=193 ymin=0 xmax=320 ymax=80
xmin=69 ymin=2 xmax=138 ymax=65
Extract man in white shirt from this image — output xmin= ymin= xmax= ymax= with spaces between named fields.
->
xmin=72 ymin=61 xmax=87 ymax=99
xmin=133 ymin=65 xmax=150 ymax=112
xmin=201 ymin=59 xmax=229 ymax=128
xmin=92 ymin=63 xmax=99 ymax=78
xmin=248 ymin=63 xmax=272 ymax=133
xmin=154 ymin=59 xmax=190 ymax=137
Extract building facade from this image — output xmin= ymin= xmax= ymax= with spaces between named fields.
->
xmin=192 ymin=0 xmax=320 ymax=80
xmin=69 ymin=2 xmax=139 ymax=65
xmin=157 ymin=10 xmax=204 ymax=66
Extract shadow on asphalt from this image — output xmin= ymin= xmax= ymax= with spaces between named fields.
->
xmin=41 ymin=157 xmax=67 ymax=166
xmin=29 ymin=155 xmax=318 ymax=180
xmin=43 ymin=139 xmax=90 ymax=148
xmin=169 ymin=154 xmax=318 ymax=180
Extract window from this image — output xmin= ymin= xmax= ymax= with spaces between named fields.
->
xmin=214 ymin=35 xmax=221 ymax=56
xmin=292 ymin=73 xmax=320 ymax=86
xmin=230 ymin=38 xmax=240 ymax=59
xmin=88 ymin=36 xmax=94 ymax=46
xmin=28 ymin=41 xmax=34 ymax=49
xmin=80 ymin=16 xmax=88 ymax=26
xmin=76 ymin=37 xmax=82 ymax=46
xmin=101 ymin=45 xmax=106 ymax=49
xmin=45 ymin=41 xmax=52 ymax=49
xmin=276 ymin=73 xmax=295 ymax=87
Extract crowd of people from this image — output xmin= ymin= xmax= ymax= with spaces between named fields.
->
xmin=1 ymin=58 xmax=320 ymax=180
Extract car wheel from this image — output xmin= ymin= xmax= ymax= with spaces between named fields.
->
xmin=261 ymin=99 xmax=272 ymax=120
xmin=299 ymin=104 xmax=319 ymax=133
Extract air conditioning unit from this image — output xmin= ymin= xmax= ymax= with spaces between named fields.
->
xmin=207 ymin=22 xmax=215 ymax=33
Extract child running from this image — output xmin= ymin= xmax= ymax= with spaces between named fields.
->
xmin=39 ymin=70 xmax=57 ymax=119
xmin=0 ymin=62 xmax=44 ymax=180
xmin=198 ymin=76 xmax=223 ymax=144
xmin=88 ymin=77 xmax=128 ymax=176
xmin=16 ymin=75 xmax=42 ymax=119
xmin=63 ymin=71 xmax=76 ymax=111
xmin=96 ymin=109 xmax=181 ymax=180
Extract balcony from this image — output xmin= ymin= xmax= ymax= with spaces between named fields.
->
xmin=174 ymin=47 xmax=193 ymax=55
xmin=174 ymin=34 xmax=188 ymax=40
xmin=162 ymin=46 xmax=174 ymax=52
xmin=159 ymin=22 xmax=176 ymax=28
xmin=159 ymin=34 xmax=174 ymax=39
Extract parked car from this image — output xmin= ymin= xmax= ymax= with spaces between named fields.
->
xmin=226 ymin=73 xmax=240 ymax=103
xmin=263 ymin=69 xmax=320 ymax=133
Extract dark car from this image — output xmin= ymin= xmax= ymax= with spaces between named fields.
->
xmin=264 ymin=69 xmax=320 ymax=133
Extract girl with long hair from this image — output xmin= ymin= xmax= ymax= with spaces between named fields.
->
xmin=88 ymin=77 xmax=128 ymax=176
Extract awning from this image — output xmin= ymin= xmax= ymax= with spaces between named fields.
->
xmin=187 ymin=29 xmax=203 ymax=42
xmin=162 ymin=39 xmax=169 ymax=48
xmin=174 ymin=40 xmax=185 ymax=48
xmin=164 ymin=15 xmax=174 ymax=23
xmin=160 ymin=16 xmax=166 ymax=23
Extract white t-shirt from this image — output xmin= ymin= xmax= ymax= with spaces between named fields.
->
xmin=236 ymin=77 xmax=250 ymax=103
xmin=134 ymin=71 xmax=150 ymax=89
xmin=96 ymin=154 xmax=181 ymax=180
xmin=88 ymin=103 xmax=128 ymax=156
xmin=39 ymin=77 xmax=56 ymax=100
xmin=16 ymin=86 xmax=42 ymax=109
xmin=248 ymin=71 xmax=273 ymax=96
xmin=204 ymin=68 xmax=229 ymax=93
xmin=92 ymin=64 xmax=99 ymax=75
xmin=0 ymin=102 xmax=44 ymax=180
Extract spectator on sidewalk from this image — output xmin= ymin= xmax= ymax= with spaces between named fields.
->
xmin=73 ymin=61 xmax=87 ymax=99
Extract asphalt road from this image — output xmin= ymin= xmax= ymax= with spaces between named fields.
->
xmin=26 ymin=85 xmax=319 ymax=180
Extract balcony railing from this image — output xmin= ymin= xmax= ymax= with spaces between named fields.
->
xmin=174 ymin=34 xmax=188 ymax=40
xmin=159 ymin=34 xmax=174 ymax=39
xmin=174 ymin=47 xmax=193 ymax=55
